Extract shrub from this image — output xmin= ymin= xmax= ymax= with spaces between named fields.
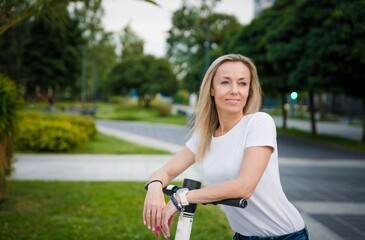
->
xmin=151 ymin=100 xmax=172 ymax=117
xmin=0 ymin=75 xmax=19 ymax=202
xmin=16 ymin=112 xmax=96 ymax=152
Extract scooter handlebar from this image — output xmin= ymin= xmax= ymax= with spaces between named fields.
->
xmin=162 ymin=184 xmax=247 ymax=209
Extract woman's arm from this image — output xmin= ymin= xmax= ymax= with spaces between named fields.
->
xmin=146 ymin=146 xmax=196 ymax=188
xmin=185 ymin=145 xmax=272 ymax=204
xmin=143 ymin=146 xmax=196 ymax=237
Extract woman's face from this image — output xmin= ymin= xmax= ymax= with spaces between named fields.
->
xmin=211 ymin=61 xmax=251 ymax=117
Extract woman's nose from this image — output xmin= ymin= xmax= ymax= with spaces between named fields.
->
xmin=230 ymin=83 xmax=238 ymax=94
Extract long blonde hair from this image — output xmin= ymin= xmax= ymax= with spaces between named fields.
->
xmin=192 ymin=53 xmax=262 ymax=161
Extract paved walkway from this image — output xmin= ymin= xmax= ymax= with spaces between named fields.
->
xmin=12 ymin=153 xmax=203 ymax=182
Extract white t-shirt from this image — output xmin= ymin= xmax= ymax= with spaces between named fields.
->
xmin=186 ymin=112 xmax=305 ymax=236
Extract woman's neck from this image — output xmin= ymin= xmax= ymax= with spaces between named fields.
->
xmin=215 ymin=113 xmax=244 ymax=136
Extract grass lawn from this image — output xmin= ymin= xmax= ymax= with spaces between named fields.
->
xmin=277 ymin=127 xmax=365 ymax=154
xmin=68 ymin=132 xmax=170 ymax=154
xmin=0 ymin=181 xmax=234 ymax=240
xmin=16 ymin=132 xmax=170 ymax=155
xmin=94 ymin=102 xmax=189 ymax=126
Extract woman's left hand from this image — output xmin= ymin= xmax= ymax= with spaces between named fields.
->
xmin=143 ymin=184 xmax=166 ymax=237
xmin=161 ymin=200 xmax=179 ymax=239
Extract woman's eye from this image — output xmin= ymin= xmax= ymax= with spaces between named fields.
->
xmin=239 ymin=82 xmax=246 ymax=86
xmin=221 ymin=81 xmax=229 ymax=85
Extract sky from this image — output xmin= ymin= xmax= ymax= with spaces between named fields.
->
xmin=102 ymin=0 xmax=255 ymax=57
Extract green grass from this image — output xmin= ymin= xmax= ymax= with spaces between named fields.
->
xmin=95 ymin=104 xmax=160 ymax=120
xmin=0 ymin=181 xmax=233 ymax=240
xmin=16 ymin=132 xmax=170 ymax=155
xmin=278 ymin=127 xmax=365 ymax=154
xmin=95 ymin=103 xmax=189 ymax=126
xmin=68 ymin=132 xmax=170 ymax=154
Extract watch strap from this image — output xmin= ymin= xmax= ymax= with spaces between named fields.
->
xmin=177 ymin=188 xmax=189 ymax=206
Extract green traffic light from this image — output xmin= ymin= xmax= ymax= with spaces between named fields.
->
xmin=290 ymin=92 xmax=298 ymax=100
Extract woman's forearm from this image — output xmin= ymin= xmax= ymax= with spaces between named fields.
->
xmin=186 ymin=179 xmax=252 ymax=204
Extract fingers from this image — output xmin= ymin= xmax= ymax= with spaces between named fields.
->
xmin=161 ymin=201 xmax=178 ymax=239
xmin=155 ymin=207 xmax=162 ymax=237
xmin=161 ymin=215 xmax=170 ymax=239
xmin=143 ymin=204 xmax=163 ymax=236
xmin=144 ymin=208 xmax=152 ymax=231
xmin=143 ymin=189 xmax=166 ymax=238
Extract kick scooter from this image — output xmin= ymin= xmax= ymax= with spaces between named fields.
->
xmin=162 ymin=178 xmax=247 ymax=240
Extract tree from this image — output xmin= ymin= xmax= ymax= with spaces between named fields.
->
xmin=0 ymin=0 xmax=159 ymax=36
xmin=0 ymin=1 xmax=32 ymax=97
xmin=289 ymin=0 xmax=365 ymax=140
xmin=0 ymin=0 xmax=154 ymax=102
xmin=120 ymin=24 xmax=144 ymax=59
xmin=69 ymin=0 xmax=114 ymax=102
xmin=22 ymin=6 xmax=84 ymax=99
xmin=229 ymin=0 xmax=365 ymax=141
xmin=224 ymin=8 xmax=287 ymax=125
xmin=0 ymin=75 xmax=19 ymax=202
xmin=89 ymin=33 xmax=117 ymax=101
xmin=108 ymin=55 xmax=178 ymax=108
xmin=166 ymin=0 xmax=241 ymax=92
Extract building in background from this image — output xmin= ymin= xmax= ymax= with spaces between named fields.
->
xmin=254 ymin=0 xmax=276 ymax=16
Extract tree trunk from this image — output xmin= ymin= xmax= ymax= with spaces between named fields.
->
xmin=309 ymin=91 xmax=317 ymax=135
xmin=361 ymin=96 xmax=365 ymax=143
xmin=0 ymin=139 xmax=6 ymax=203
xmin=318 ymin=93 xmax=325 ymax=121
xmin=281 ymin=92 xmax=287 ymax=129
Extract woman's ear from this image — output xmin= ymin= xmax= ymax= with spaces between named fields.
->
xmin=210 ymin=89 xmax=214 ymax=96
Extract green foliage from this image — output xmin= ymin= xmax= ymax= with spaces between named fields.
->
xmin=24 ymin=9 xmax=84 ymax=98
xmin=0 ymin=74 xmax=20 ymax=201
xmin=151 ymin=99 xmax=172 ymax=117
xmin=291 ymin=0 xmax=365 ymax=98
xmin=0 ymin=181 xmax=233 ymax=240
xmin=68 ymin=132 xmax=169 ymax=154
xmin=94 ymin=101 xmax=188 ymax=125
xmin=108 ymin=55 xmax=178 ymax=108
xmin=16 ymin=112 xmax=96 ymax=152
xmin=229 ymin=0 xmax=365 ymax=99
xmin=0 ymin=75 xmax=19 ymax=141
xmin=0 ymin=3 xmax=85 ymax=100
xmin=120 ymin=24 xmax=144 ymax=59
xmin=167 ymin=1 xmax=241 ymax=92
xmin=70 ymin=0 xmax=118 ymax=101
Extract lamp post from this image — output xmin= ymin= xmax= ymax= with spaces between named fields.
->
xmin=203 ymin=23 xmax=210 ymax=72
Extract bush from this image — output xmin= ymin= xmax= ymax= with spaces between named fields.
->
xmin=0 ymin=75 xmax=19 ymax=202
xmin=16 ymin=112 xmax=97 ymax=152
xmin=151 ymin=100 xmax=172 ymax=117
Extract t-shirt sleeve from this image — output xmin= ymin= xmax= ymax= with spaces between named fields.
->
xmin=186 ymin=132 xmax=199 ymax=154
xmin=245 ymin=112 xmax=276 ymax=150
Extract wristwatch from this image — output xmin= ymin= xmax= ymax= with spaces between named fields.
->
xmin=176 ymin=188 xmax=190 ymax=206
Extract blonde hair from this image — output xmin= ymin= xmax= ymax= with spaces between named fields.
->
xmin=191 ymin=53 xmax=262 ymax=161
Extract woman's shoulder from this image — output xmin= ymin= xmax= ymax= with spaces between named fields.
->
xmin=248 ymin=111 xmax=274 ymax=121
xmin=245 ymin=112 xmax=276 ymax=129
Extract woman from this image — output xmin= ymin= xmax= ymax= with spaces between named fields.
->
xmin=143 ymin=54 xmax=308 ymax=239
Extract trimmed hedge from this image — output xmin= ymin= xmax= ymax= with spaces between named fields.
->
xmin=16 ymin=112 xmax=97 ymax=152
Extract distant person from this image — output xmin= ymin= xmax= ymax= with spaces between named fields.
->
xmin=143 ymin=54 xmax=309 ymax=239
xmin=47 ymin=88 xmax=55 ymax=111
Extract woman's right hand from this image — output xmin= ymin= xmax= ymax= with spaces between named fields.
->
xmin=143 ymin=182 xmax=166 ymax=237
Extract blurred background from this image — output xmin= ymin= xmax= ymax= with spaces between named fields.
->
xmin=0 ymin=0 xmax=364 ymax=239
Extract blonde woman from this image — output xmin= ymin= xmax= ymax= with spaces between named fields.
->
xmin=143 ymin=54 xmax=308 ymax=239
